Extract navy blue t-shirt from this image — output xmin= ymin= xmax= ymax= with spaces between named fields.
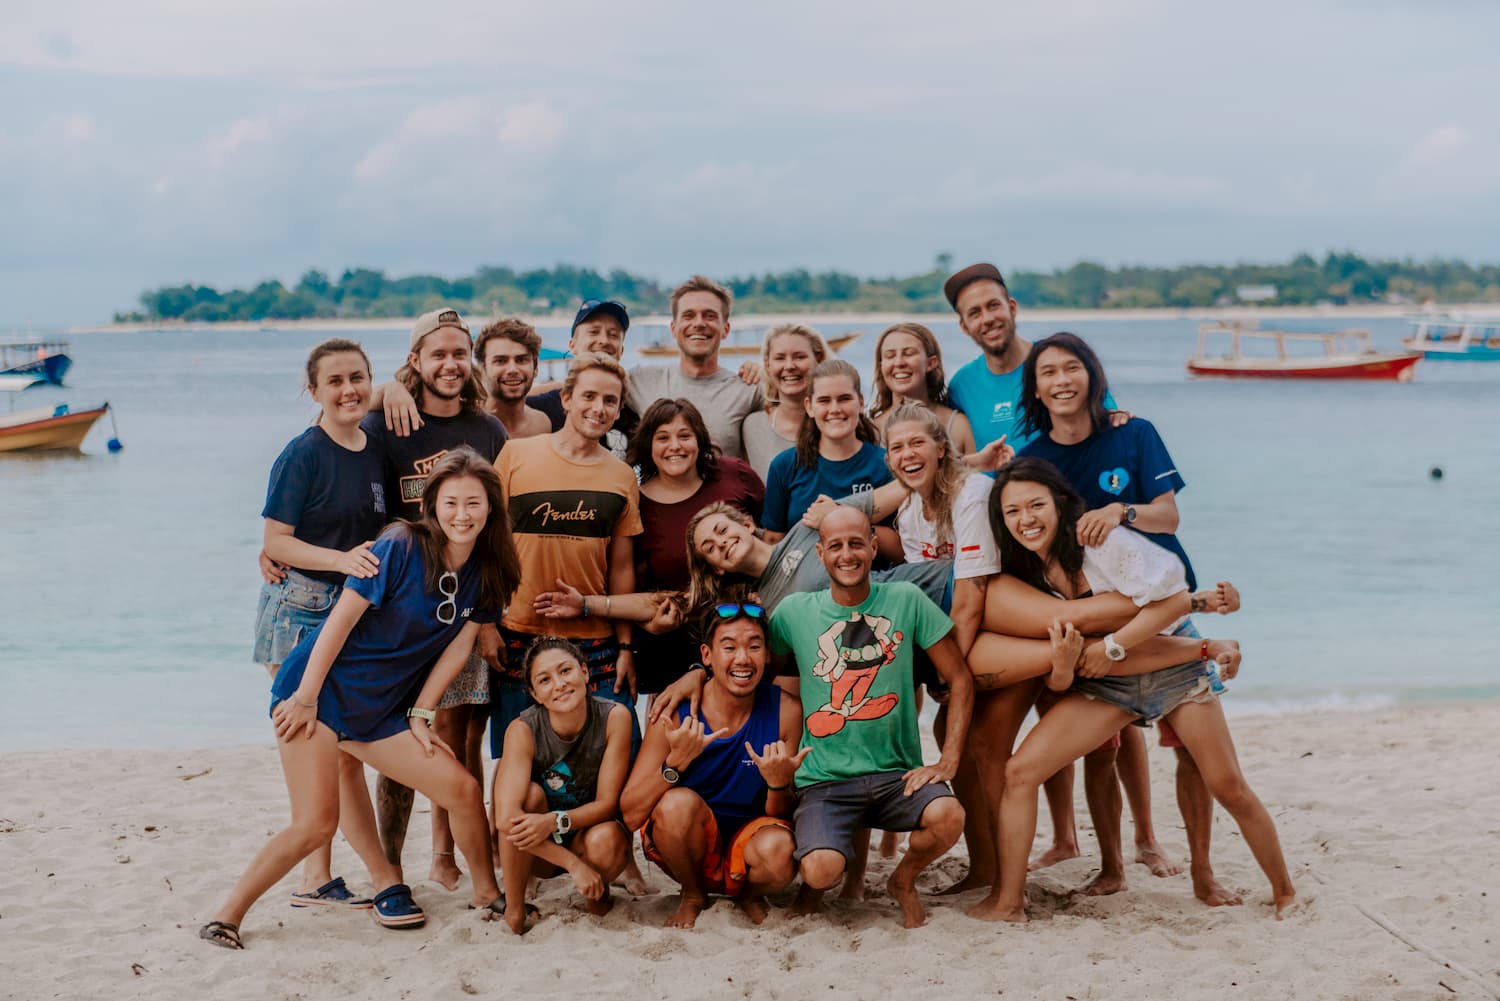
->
xmin=360 ymin=408 xmax=508 ymax=520
xmin=271 ymin=529 xmax=500 ymax=742
xmin=1020 ymin=418 xmax=1197 ymax=589
xmin=262 ymin=425 xmax=389 ymax=585
xmin=762 ymin=441 xmax=893 ymax=533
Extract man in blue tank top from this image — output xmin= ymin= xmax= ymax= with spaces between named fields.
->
xmin=620 ymin=602 xmax=803 ymax=929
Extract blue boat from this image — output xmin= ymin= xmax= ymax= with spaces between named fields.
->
xmin=1402 ymin=317 xmax=1500 ymax=361
xmin=0 ymin=340 xmax=73 ymax=384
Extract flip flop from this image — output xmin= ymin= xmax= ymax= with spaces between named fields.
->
xmin=199 ymin=920 xmax=243 ymax=950
xmin=371 ymin=883 xmax=426 ymax=929
xmin=290 ymin=876 xmax=374 ymax=909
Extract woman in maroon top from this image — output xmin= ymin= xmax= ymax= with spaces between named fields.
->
xmin=628 ymin=398 xmax=763 ymax=692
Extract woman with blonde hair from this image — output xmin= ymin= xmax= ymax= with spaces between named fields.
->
xmin=870 ymin=323 xmax=977 ymax=455
xmin=740 ymin=323 xmax=830 ymax=479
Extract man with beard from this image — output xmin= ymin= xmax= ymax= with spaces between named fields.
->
xmin=475 ymin=318 xmax=552 ymax=439
xmin=626 ymin=276 xmax=762 ymax=461
xmin=529 ymin=299 xmax=638 ymax=461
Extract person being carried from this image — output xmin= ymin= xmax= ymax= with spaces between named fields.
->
xmin=491 ymin=637 xmax=633 ymax=935
xmin=620 ymin=600 xmax=802 ymax=928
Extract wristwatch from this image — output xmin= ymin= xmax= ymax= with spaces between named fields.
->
xmin=1103 ymin=633 xmax=1128 ymax=662
xmin=406 ymin=707 xmax=436 ymax=725
xmin=1122 ymin=504 xmax=1138 ymax=525
xmin=660 ymin=762 xmax=682 ymax=785
xmin=551 ymin=810 xmax=571 ymax=844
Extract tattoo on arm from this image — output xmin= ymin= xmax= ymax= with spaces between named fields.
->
xmin=1191 ymin=594 xmax=1208 ymax=613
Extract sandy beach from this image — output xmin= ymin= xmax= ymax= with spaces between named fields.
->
xmin=4 ymin=702 xmax=1497 ymax=1001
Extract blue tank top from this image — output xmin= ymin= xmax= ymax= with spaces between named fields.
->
xmin=675 ymin=683 xmax=782 ymax=836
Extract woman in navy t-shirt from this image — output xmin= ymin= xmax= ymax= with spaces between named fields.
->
xmin=202 ymin=448 xmax=522 ymax=950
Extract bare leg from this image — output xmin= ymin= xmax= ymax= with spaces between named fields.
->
xmin=940 ymin=683 xmax=1035 ymax=894
xmin=496 ymin=784 xmax=549 ymax=934
xmin=795 ymin=848 xmax=845 ymax=917
xmin=427 ymin=705 xmax=470 ymax=890
xmin=970 ymin=696 xmax=1133 ymax=922
xmin=376 ymin=775 xmax=415 ymax=880
xmin=1032 ymin=763 xmax=1081 ymax=871
xmin=263 ymin=663 xmax=339 ymax=895
xmin=736 ymin=825 xmax=796 ymax=924
xmin=1164 ymin=700 xmax=1295 ymax=918
xmin=648 ymin=788 xmax=714 ymax=928
xmin=574 ymin=823 xmax=628 ymax=916
xmin=1080 ymin=744 xmax=1126 ymax=896
xmin=841 ymin=829 xmax=870 ymax=900
xmin=1117 ymin=725 xmax=1182 ymax=877
xmin=1174 ymin=746 xmax=1237 ymax=904
xmin=887 ymin=796 xmax=964 ymax=928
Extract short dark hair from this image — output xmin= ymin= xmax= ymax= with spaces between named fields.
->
xmin=629 ymin=397 xmax=722 ymax=483
xmin=1018 ymin=332 xmax=1111 ymax=440
xmin=697 ymin=597 xmax=769 ymax=648
xmin=521 ymin=636 xmax=587 ymax=691
xmin=475 ymin=318 xmax=541 ymax=365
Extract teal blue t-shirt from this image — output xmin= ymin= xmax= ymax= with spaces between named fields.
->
xmin=768 ymin=581 xmax=952 ymax=787
xmin=948 ymin=355 xmax=1117 ymax=453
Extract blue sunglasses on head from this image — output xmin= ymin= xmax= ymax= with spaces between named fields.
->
xmin=714 ymin=602 xmax=764 ymax=620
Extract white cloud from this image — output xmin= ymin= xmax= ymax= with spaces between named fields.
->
xmin=208 ymin=116 xmax=272 ymax=165
xmin=498 ymin=100 xmax=564 ymax=153
xmin=1379 ymin=124 xmax=1499 ymax=201
xmin=355 ymin=98 xmax=562 ymax=182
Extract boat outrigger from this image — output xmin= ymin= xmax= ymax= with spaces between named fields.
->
xmin=0 ymin=340 xmax=73 ymax=385
xmin=1402 ymin=316 xmax=1500 ymax=362
xmin=1187 ymin=322 xmax=1421 ymax=381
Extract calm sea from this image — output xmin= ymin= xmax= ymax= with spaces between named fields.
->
xmin=2 ymin=315 xmax=1496 ymax=751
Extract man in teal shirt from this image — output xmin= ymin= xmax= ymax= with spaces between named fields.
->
xmin=768 ymin=503 xmax=973 ymax=928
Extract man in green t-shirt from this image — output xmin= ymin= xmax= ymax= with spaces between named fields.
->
xmin=767 ymin=503 xmax=974 ymax=928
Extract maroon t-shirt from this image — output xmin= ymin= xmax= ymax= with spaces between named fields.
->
xmin=636 ymin=457 xmax=764 ymax=590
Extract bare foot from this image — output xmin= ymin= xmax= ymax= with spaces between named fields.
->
xmin=1192 ymin=869 xmax=1244 ymax=907
xmin=879 ymin=831 xmax=902 ymax=858
xmin=663 ymin=893 xmax=705 ymax=928
xmin=617 ymin=855 xmax=658 ymax=896
xmin=1135 ymin=842 xmax=1183 ymax=878
xmin=582 ymin=887 xmax=614 ymax=918
xmin=1274 ymin=890 xmax=1297 ymax=920
xmin=735 ymin=894 xmax=771 ymax=925
xmin=936 ymin=871 xmax=993 ymax=896
xmin=789 ymin=883 xmax=824 ymax=917
xmin=838 ymin=874 xmax=866 ymax=901
xmin=428 ymin=854 xmax=462 ymax=891
xmin=886 ymin=869 xmax=926 ymax=928
xmin=1028 ymin=843 xmax=1080 ymax=872
xmin=504 ymin=904 xmax=530 ymax=936
xmin=966 ymin=893 xmax=1028 ymax=923
xmin=1080 ymin=870 xmax=1127 ymax=896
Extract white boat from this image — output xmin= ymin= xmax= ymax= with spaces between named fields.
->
xmin=1402 ymin=316 xmax=1500 ymax=362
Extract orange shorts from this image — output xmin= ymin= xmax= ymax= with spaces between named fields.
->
xmin=640 ymin=812 xmax=791 ymax=897
xmin=1034 ymin=686 xmax=1121 ymax=752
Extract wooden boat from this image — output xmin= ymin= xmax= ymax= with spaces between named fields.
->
xmin=0 ymin=340 xmax=73 ymax=385
xmin=1402 ymin=316 xmax=1500 ymax=361
xmin=1187 ymin=322 xmax=1421 ymax=381
xmin=636 ymin=329 xmax=863 ymax=358
xmin=0 ymin=401 xmax=111 ymax=453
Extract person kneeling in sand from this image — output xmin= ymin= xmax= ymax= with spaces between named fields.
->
xmin=621 ymin=600 xmax=802 ymax=928
xmin=492 ymin=638 xmax=633 ymax=935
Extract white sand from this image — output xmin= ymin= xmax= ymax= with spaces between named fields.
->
xmin=3 ymin=703 xmax=1498 ymax=1001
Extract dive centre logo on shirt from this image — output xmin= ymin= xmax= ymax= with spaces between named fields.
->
xmin=1099 ymin=467 xmax=1131 ymax=495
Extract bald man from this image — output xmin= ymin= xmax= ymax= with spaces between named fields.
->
xmin=765 ymin=504 xmax=974 ymax=928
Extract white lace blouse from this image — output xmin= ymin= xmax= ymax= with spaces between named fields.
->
xmin=1081 ymin=527 xmax=1189 ymax=633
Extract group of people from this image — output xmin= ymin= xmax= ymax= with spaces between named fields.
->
xmin=200 ymin=265 xmax=1295 ymax=951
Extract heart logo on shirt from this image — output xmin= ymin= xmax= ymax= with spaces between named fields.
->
xmin=1099 ymin=468 xmax=1130 ymax=495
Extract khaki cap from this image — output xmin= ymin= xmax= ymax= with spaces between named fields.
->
xmin=410 ymin=308 xmax=471 ymax=350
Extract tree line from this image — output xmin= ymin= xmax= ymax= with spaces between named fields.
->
xmin=116 ymin=253 xmax=1500 ymax=323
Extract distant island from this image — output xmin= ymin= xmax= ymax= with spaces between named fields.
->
xmin=115 ymin=253 xmax=1500 ymax=324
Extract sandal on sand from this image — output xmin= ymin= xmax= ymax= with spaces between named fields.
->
xmin=372 ymin=883 xmax=426 ymax=929
xmin=199 ymin=921 xmax=243 ymax=950
xmin=290 ymin=876 xmax=374 ymax=909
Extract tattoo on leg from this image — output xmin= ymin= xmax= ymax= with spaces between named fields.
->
xmin=377 ymin=778 xmax=416 ymax=866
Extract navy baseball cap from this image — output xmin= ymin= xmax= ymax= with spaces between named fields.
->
xmin=572 ymin=299 xmax=630 ymax=334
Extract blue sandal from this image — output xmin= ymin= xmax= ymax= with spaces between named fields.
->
xmin=290 ymin=876 xmax=373 ymax=909
xmin=372 ymin=883 xmax=426 ymax=929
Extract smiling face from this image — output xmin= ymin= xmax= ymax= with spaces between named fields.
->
xmin=310 ymin=350 xmax=372 ymax=429
xmin=481 ymin=335 xmax=538 ymax=405
xmin=671 ymin=290 xmax=729 ymax=363
xmin=999 ymin=479 xmax=1059 ymax=555
xmin=430 ymin=473 xmax=491 ymax=548
xmin=691 ymin=512 xmax=758 ymax=573
xmin=1033 ymin=345 xmax=1090 ymax=421
xmin=955 ymin=280 xmax=1020 ymax=361
xmin=885 ymin=418 xmax=944 ymax=497
xmin=569 ymin=317 xmax=626 ymax=359
xmin=410 ymin=328 xmax=473 ymax=403
xmin=701 ymin=617 xmax=767 ymax=697
xmin=651 ymin=414 xmax=700 ymax=480
xmin=805 ymin=372 xmax=862 ymax=444
xmin=878 ymin=331 xmax=937 ymax=402
xmin=767 ymin=331 xmax=818 ymax=401
xmin=526 ymin=647 xmax=588 ymax=715
xmin=561 ymin=368 xmax=624 ymax=442
xmin=816 ymin=506 xmax=875 ymax=589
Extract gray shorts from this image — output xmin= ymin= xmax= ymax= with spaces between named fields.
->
xmin=1074 ymin=658 xmax=1215 ymax=725
xmin=792 ymin=772 xmax=954 ymax=863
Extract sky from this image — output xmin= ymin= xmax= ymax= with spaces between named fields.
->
xmin=5 ymin=0 xmax=1499 ymax=326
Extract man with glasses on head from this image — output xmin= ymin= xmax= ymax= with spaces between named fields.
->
xmin=529 ymin=299 xmax=638 ymax=460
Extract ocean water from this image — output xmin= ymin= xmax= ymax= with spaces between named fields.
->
xmin=2 ymin=315 xmax=1495 ymax=751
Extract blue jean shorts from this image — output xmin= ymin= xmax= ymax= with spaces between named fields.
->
xmin=252 ymin=570 xmax=340 ymax=666
xmin=1073 ymin=657 xmax=1215 ymax=725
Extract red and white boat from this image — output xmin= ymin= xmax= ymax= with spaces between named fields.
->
xmin=1187 ymin=322 xmax=1421 ymax=381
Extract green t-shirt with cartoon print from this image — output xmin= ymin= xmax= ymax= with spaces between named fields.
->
xmin=768 ymin=581 xmax=953 ymax=788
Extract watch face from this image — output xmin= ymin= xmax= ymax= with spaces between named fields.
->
xmin=661 ymin=764 xmax=680 ymax=784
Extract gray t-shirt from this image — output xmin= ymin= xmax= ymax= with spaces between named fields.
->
xmin=755 ymin=491 xmax=953 ymax=612
xmin=741 ymin=410 xmax=796 ymax=481
xmin=627 ymin=366 xmax=763 ymax=461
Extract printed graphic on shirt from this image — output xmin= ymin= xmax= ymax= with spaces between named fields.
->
xmin=1099 ymin=467 xmax=1131 ymax=495
xmin=541 ymin=758 xmax=596 ymax=810
xmin=399 ymin=449 xmax=454 ymax=506
xmin=919 ymin=540 xmax=954 ymax=560
xmin=510 ymin=490 xmax=629 ymax=540
xmin=371 ymin=482 xmax=387 ymax=515
xmin=806 ymin=611 xmax=904 ymax=738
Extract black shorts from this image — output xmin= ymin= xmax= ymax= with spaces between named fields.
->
xmin=792 ymin=772 xmax=954 ymax=863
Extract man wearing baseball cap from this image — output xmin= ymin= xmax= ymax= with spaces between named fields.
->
xmin=529 ymin=299 xmax=638 ymax=460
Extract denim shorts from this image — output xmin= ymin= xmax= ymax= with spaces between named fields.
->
xmin=252 ymin=570 xmax=340 ymax=666
xmin=1073 ymin=657 xmax=1215 ymax=725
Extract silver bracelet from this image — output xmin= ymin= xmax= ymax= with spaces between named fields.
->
xmin=291 ymin=695 xmax=316 ymax=709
